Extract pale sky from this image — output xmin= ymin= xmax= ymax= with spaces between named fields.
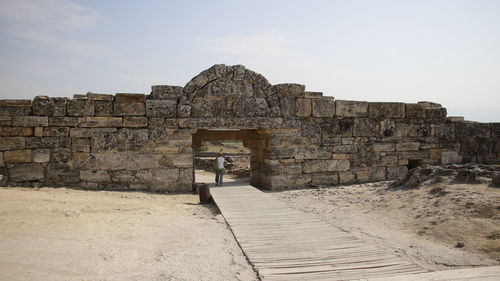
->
xmin=0 ymin=0 xmax=499 ymax=122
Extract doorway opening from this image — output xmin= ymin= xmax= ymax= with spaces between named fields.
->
xmin=192 ymin=129 xmax=269 ymax=188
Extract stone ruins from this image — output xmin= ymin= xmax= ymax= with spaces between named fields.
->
xmin=0 ymin=64 xmax=498 ymax=191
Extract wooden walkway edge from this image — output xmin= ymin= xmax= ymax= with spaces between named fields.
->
xmin=211 ymin=184 xmax=428 ymax=281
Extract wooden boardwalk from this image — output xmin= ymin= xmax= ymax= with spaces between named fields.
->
xmin=210 ymin=184 xmax=428 ymax=281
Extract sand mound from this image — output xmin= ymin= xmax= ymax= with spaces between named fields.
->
xmin=391 ymin=163 xmax=500 ymax=189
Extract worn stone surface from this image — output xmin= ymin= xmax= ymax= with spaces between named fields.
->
xmin=336 ymin=100 xmax=369 ymax=117
xmin=94 ymin=101 xmax=114 ymax=116
xmin=8 ymin=163 xmax=44 ymax=182
xmin=0 ymin=137 xmax=26 ymax=151
xmin=151 ymin=85 xmax=182 ymax=100
xmin=146 ymin=100 xmax=177 ymax=117
xmin=0 ymin=127 xmax=33 ymax=137
xmin=123 ymin=116 xmax=148 ymax=128
xmin=26 ymin=137 xmax=71 ymax=149
xmin=80 ymin=117 xmax=122 ymax=127
xmin=12 ymin=116 xmax=48 ymax=127
xmin=67 ymin=100 xmax=95 ymax=116
xmin=40 ymin=127 xmax=70 ymax=137
xmin=33 ymin=96 xmax=67 ymax=116
xmin=33 ymin=149 xmax=50 ymax=163
xmin=4 ymin=149 xmax=32 ymax=163
xmin=311 ymin=172 xmax=339 ymax=185
xmin=274 ymin=84 xmax=305 ymax=97
xmin=0 ymin=100 xmax=32 ymax=116
xmin=369 ymin=102 xmax=405 ymax=119
xmin=441 ymin=151 xmax=462 ymax=164
xmin=312 ymin=98 xmax=335 ymax=117
xmin=295 ymin=98 xmax=312 ymax=117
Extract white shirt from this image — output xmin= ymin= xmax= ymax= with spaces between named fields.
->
xmin=216 ymin=156 xmax=225 ymax=169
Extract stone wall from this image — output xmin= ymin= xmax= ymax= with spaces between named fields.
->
xmin=0 ymin=64 xmax=498 ymax=191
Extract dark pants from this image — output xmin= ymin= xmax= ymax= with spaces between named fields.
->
xmin=215 ymin=168 xmax=224 ymax=186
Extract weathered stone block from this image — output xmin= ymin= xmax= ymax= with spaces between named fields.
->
xmin=71 ymin=138 xmax=90 ymax=152
xmin=429 ymin=148 xmax=442 ymax=159
xmin=145 ymin=100 xmax=177 ymax=117
xmin=153 ymin=168 xmax=180 ymax=183
xmin=458 ymin=136 xmax=477 ymax=153
xmin=80 ymin=170 xmax=110 ymax=182
xmin=0 ymin=127 xmax=33 ymax=137
xmin=0 ymin=137 xmax=26 ymax=151
xmin=312 ymin=98 xmax=335 ymax=117
xmin=426 ymin=107 xmax=447 ymax=123
xmin=387 ymin=166 xmax=408 ymax=180
xmin=441 ymin=150 xmax=462 ymax=164
xmin=79 ymin=117 xmax=122 ymax=128
xmin=311 ymin=172 xmax=339 ymax=185
xmin=4 ymin=149 xmax=32 ymax=163
xmin=331 ymin=153 xmax=350 ymax=160
xmin=405 ymin=103 xmax=426 ymax=120
xmin=338 ymin=172 xmax=356 ymax=184
xmin=0 ymin=153 xmax=4 ymax=168
xmin=117 ymin=129 xmax=149 ymax=151
xmin=71 ymin=152 xmax=96 ymax=170
xmin=455 ymin=122 xmax=476 ymax=136
xmin=320 ymin=118 xmax=354 ymax=138
xmin=49 ymin=117 xmax=80 ymax=127
xmin=69 ymin=128 xmax=91 ymax=138
xmin=86 ymin=93 xmax=113 ymax=101
xmin=373 ymin=143 xmax=394 ymax=152
xmin=8 ymin=163 xmax=44 ymax=182
xmin=67 ymin=100 xmax=95 ymax=116
xmin=0 ymin=116 xmax=11 ymax=126
xmin=274 ymin=83 xmax=305 ymax=97
xmin=368 ymin=102 xmax=405 ymax=119
xmin=447 ymin=116 xmax=464 ymax=122
xmin=94 ymin=101 xmax=114 ymax=116
xmin=303 ymin=159 xmax=349 ymax=173
xmin=353 ymin=118 xmax=378 ymax=137
xmin=12 ymin=116 xmax=48 ymax=127
xmin=396 ymin=142 xmax=420 ymax=151
xmin=279 ymin=97 xmax=296 ymax=117
xmin=91 ymin=130 xmax=118 ymax=152
xmin=159 ymin=153 xmax=192 ymax=168
xmin=177 ymin=104 xmax=191 ymax=118
xmin=115 ymin=93 xmax=146 ymax=103
xmin=51 ymin=148 xmax=72 ymax=163
xmin=46 ymin=163 xmax=79 ymax=184
xmin=401 ymin=150 xmax=429 ymax=160
xmin=332 ymin=144 xmax=357 ymax=154
xmin=380 ymin=156 xmax=398 ymax=166
xmin=0 ymin=100 xmax=32 ymax=116
xmin=355 ymin=170 xmax=370 ymax=182
xmin=370 ymin=167 xmax=387 ymax=181
xmin=123 ymin=117 xmax=148 ymax=128
xmin=304 ymin=92 xmax=323 ymax=99
xmin=96 ymin=153 xmax=128 ymax=170
xmin=114 ymin=102 xmax=145 ymax=116
xmin=41 ymin=127 xmax=70 ymax=137
xmin=336 ymin=100 xmax=368 ymax=117
xmin=26 ymin=137 xmax=71 ymax=149
xmin=431 ymin=123 xmax=455 ymax=141
xmin=33 ymin=96 xmax=67 ymax=116
xmin=151 ymin=85 xmax=182 ymax=100
xmin=33 ymin=149 xmax=50 ymax=163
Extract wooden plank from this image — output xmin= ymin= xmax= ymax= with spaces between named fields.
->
xmin=211 ymin=184 xmax=428 ymax=281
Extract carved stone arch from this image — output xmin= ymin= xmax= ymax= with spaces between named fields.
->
xmin=182 ymin=64 xmax=281 ymax=118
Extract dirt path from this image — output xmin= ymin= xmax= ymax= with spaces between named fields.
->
xmin=0 ymin=186 xmax=258 ymax=281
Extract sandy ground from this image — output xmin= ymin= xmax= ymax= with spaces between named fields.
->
xmin=0 ymin=183 xmax=258 ymax=281
xmin=2 ymin=167 xmax=499 ymax=280
xmin=273 ymin=181 xmax=500 ymax=271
